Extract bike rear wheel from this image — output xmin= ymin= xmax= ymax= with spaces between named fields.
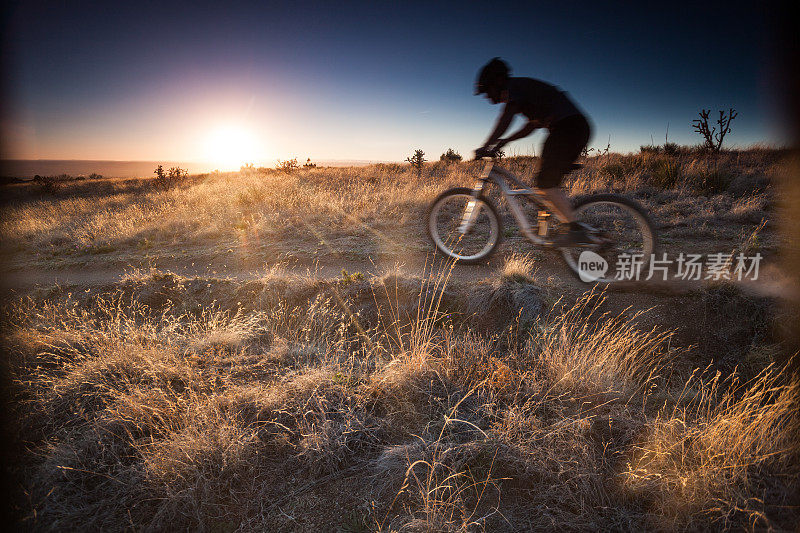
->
xmin=427 ymin=187 xmax=502 ymax=264
xmin=560 ymin=193 xmax=658 ymax=283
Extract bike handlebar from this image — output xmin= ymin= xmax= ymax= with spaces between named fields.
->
xmin=473 ymin=146 xmax=502 ymax=160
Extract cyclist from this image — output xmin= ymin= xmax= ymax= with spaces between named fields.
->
xmin=474 ymin=57 xmax=593 ymax=246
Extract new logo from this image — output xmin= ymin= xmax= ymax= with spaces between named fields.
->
xmin=577 ymin=250 xmax=608 ymax=282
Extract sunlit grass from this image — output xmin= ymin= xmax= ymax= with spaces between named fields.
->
xmin=3 ymin=266 xmax=796 ymax=530
xmin=0 ymin=148 xmax=785 ymax=268
xmin=0 ymin=147 xmax=794 ymax=530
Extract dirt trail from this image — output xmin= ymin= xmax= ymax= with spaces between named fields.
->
xmin=0 ymin=252 xmax=528 ymax=290
xmin=1 ymin=250 xmax=786 ymax=298
xmin=2 ymin=251 xmax=789 ymax=372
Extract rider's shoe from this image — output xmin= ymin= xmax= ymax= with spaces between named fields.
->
xmin=551 ymin=226 xmax=596 ymax=247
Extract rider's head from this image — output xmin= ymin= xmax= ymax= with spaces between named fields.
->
xmin=475 ymin=57 xmax=510 ymax=104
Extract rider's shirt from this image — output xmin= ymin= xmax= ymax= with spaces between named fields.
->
xmin=505 ymin=77 xmax=582 ymax=129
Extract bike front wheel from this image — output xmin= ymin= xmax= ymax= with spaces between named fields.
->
xmin=427 ymin=187 xmax=502 ymax=264
xmin=561 ymin=193 xmax=658 ymax=283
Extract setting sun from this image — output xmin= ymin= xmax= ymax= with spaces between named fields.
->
xmin=203 ymin=125 xmax=261 ymax=170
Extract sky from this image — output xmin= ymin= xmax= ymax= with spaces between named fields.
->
xmin=0 ymin=0 xmax=787 ymax=168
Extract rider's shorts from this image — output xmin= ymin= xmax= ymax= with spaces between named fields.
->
xmin=535 ymin=114 xmax=591 ymax=189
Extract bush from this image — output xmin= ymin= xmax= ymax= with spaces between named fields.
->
xmin=662 ymin=142 xmax=680 ymax=156
xmin=32 ymin=174 xmax=64 ymax=195
xmin=153 ymin=165 xmax=188 ymax=190
xmin=440 ymin=148 xmax=462 ymax=162
xmin=276 ymin=158 xmax=299 ymax=172
xmin=406 ymin=149 xmax=426 ymax=178
xmin=691 ymin=169 xmax=734 ymax=195
xmin=648 ymin=159 xmax=682 ymax=188
xmin=601 ymin=163 xmax=626 ymax=181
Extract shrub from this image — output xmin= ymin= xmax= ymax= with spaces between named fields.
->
xmin=691 ymin=168 xmax=733 ymax=195
xmin=153 ymin=165 xmax=188 ymax=189
xmin=276 ymin=158 xmax=299 ymax=172
xmin=662 ymin=142 xmax=680 ymax=156
xmin=640 ymin=145 xmax=661 ymax=154
xmin=601 ymin=163 xmax=626 ymax=181
xmin=648 ymin=159 xmax=682 ymax=188
xmin=406 ymin=149 xmax=426 ymax=177
xmin=439 ymin=148 xmax=462 ymax=162
xmin=32 ymin=174 xmax=64 ymax=195
xmin=583 ymin=137 xmax=610 ymax=157
xmin=339 ymin=269 xmax=364 ymax=284
xmin=153 ymin=165 xmax=167 ymax=188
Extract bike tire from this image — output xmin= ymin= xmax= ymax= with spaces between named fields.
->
xmin=561 ymin=193 xmax=659 ymax=283
xmin=427 ymin=187 xmax=503 ymax=264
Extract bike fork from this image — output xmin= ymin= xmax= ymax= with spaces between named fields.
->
xmin=459 ymin=172 xmax=490 ymax=234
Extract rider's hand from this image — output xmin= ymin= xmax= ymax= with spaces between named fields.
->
xmin=474 ymin=146 xmax=493 ymax=159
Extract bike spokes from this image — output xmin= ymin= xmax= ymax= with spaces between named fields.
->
xmin=428 ymin=189 xmax=501 ymax=263
xmin=560 ymin=196 xmax=656 ymax=283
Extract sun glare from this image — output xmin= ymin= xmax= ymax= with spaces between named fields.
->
xmin=203 ymin=125 xmax=260 ymax=170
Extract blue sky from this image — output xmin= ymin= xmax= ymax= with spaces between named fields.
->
xmin=1 ymin=0 xmax=784 ymax=167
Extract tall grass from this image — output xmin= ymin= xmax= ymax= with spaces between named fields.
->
xmin=623 ymin=364 xmax=800 ymax=530
xmin=3 ymin=268 xmax=797 ymax=530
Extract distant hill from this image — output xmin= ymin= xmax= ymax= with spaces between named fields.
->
xmin=0 ymin=159 xmax=395 ymax=178
xmin=0 ymin=160 xmax=206 ymax=179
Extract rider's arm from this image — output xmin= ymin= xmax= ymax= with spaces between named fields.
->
xmin=482 ymin=102 xmax=519 ymax=148
xmin=500 ymin=120 xmax=539 ymax=145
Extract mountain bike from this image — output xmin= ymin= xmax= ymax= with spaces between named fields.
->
xmin=427 ymin=156 xmax=658 ymax=283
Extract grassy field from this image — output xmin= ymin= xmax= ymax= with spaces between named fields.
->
xmin=0 ymin=148 xmax=783 ymax=271
xmin=2 ymin=148 xmax=798 ymax=531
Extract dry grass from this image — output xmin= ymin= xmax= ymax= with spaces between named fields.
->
xmin=0 ymin=148 xmax=786 ymax=269
xmin=622 ymin=365 xmax=800 ymax=530
xmin=499 ymin=253 xmax=537 ymax=283
xmin=533 ymin=290 xmax=674 ymax=398
xmin=3 ymin=267 xmax=797 ymax=531
xmin=1 ymin=147 xmax=795 ymax=530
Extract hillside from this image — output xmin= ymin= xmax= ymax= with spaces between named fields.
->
xmin=1 ymin=148 xmax=798 ymax=531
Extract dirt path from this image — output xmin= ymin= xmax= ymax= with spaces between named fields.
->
xmin=3 ymin=249 xmax=790 ymax=372
xmin=0 ymin=252 xmax=552 ymax=291
xmin=2 ymin=249 xmax=787 ymax=298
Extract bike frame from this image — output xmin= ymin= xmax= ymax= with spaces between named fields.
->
xmin=463 ymin=160 xmax=551 ymax=245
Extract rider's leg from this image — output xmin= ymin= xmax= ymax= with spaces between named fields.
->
xmin=534 ymin=115 xmax=591 ymax=245
xmin=534 ymin=187 xmax=577 ymax=224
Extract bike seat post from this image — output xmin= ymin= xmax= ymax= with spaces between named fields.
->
xmin=537 ymin=210 xmax=551 ymax=236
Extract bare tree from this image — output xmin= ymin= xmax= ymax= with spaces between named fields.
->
xmin=692 ymin=108 xmax=738 ymax=152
